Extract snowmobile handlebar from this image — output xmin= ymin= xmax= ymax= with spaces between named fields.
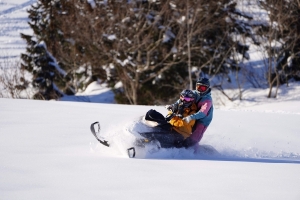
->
xmin=165 ymin=112 xmax=183 ymax=121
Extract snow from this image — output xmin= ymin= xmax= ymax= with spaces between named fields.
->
xmin=0 ymin=0 xmax=34 ymax=61
xmin=1 ymin=97 xmax=300 ymax=200
xmin=1 ymin=1 xmax=300 ymax=199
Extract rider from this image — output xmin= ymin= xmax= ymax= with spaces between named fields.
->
xmin=166 ymin=89 xmax=198 ymax=139
xmin=146 ymin=79 xmax=213 ymax=149
xmin=181 ymin=77 xmax=214 ymax=148
xmin=145 ymin=89 xmax=198 ymax=148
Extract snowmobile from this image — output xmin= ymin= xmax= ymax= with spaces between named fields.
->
xmin=90 ymin=104 xmax=199 ymax=157
xmin=90 ymin=108 xmax=197 ymax=158
xmin=90 ymin=89 xmax=199 ymax=158
xmin=133 ymin=109 xmax=187 ymax=148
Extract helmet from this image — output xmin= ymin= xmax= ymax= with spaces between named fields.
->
xmin=180 ymin=89 xmax=195 ymax=107
xmin=196 ymin=77 xmax=210 ymax=95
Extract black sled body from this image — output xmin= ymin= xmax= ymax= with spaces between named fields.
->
xmin=133 ymin=109 xmax=185 ymax=149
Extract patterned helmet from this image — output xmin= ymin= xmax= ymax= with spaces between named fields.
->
xmin=180 ymin=89 xmax=195 ymax=107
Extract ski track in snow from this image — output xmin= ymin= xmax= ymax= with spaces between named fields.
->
xmin=0 ymin=0 xmax=36 ymax=16
xmin=0 ymin=1 xmax=36 ymax=60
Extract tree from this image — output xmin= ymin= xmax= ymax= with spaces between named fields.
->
xmin=258 ymin=0 xmax=300 ymax=98
xmin=51 ymin=0 xmax=109 ymax=92
xmin=66 ymin=0 xmax=190 ymax=104
xmin=21 ymin=0 xmax=254 ymax=104
xmin=160 ymin=0 xmax=255 ymax=99
xmin=90 ymin=0 xmax=255 ymax=104
xmin=21 ymin=0 xmax=74 ymax=99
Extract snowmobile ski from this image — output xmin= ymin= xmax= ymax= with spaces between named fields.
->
xmin=90 ymin=121 xmax=110 ymax=147
xmin=127 ymin=147 xmax=136 ymax=158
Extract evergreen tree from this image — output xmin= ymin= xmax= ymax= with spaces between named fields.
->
xmin=21 ymin=0 xmax=76 ymax=99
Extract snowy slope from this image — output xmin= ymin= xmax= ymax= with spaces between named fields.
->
xmin=0 ymin=98 xmax=300 ymax=200
xmin=0 ymin=0 xmax=35 ymax=61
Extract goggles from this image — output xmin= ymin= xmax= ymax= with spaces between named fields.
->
xmin=180 ymin=95 xmax=194 ymax=102
xmin=196 ymin=84 xmax=208 ymax=92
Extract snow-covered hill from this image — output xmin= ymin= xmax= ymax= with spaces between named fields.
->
xmin=1 ymin=98 xmax=300 ymax=200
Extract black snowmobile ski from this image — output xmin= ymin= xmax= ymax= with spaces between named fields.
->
xmin=90 ymin=122 xmax=110 ymax=147
xmin=127 ymin=147 xmax=136 ymax=158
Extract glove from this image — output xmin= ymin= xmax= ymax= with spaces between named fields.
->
xmin=165 ymin=105 xmax=173 ymax=111
xmin=182 ymin=116 xmax=192 ymax=123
